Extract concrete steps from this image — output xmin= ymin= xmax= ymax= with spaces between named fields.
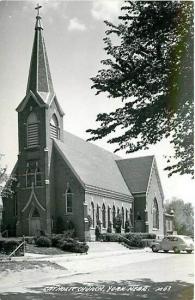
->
xmin=87 ymin=242 xmax=130 ymax=254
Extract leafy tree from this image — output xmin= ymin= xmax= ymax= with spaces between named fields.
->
xmin=165 ymin=198 xmax=194 ymax=236
xmin=87 ymin=1 xmax=194 ymax=177
xmin=0 ymin=155 xmax=15 ymax=198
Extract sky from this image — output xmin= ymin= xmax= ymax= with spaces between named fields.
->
xmin=0 ymin=0 xmax=194 ymax=205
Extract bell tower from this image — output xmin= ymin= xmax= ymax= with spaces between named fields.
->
xmin=15 ymin=5 xmax=64 ymax=236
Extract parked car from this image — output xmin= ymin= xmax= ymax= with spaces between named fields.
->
xmin=151 ymin=235 xmax=194 ymax=254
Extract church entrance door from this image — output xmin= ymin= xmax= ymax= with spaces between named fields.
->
xmin=29 ymin=207 xmax=41 ymax=236
xmin=29 ymin=218 xmax=41 ymax=236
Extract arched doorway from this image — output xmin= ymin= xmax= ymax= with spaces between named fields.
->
xmin=29 ymin=207 xmax=41 ymax=236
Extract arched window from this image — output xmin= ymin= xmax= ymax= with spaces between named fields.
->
xmin=112 ymin=205 xmax=116 ymax=224
xmin=117 ymin=207 xmax=120 ymax=216
xmin=66 ymin=188 xmax=73 ymax=213
xmin=121 ymin=207 xmax=125 ymax=229
xmin=153 ymin=199 xmax=159 ymax=229
xmin=126 ymin=208 xmax=129 ymax=222
xmin=107 ymin=206 xmax=111 ymax=225
xmin=91 ymin=202 xmax=95 ymax=228
xmin=50 ymin=114 xmax=59 ymax=139
xmin=96 ymin=204 xmax=100 ymax=225
xmin=32 ymin=207 xmax=40 ymax=218
xmin=25 ymin=161 xmax=41 ymax=187
xmin=130 ymin=208 xmax=133 ymax=226
xmin=27 ymin=112 xmax=39 ymax=147
xmin=35 ymin=162 xmax=41 ymax=186
xmin=102 ymin=204 xmax=106 ymax=228
xmin=26 ymin=163 xmax=32 ymax=187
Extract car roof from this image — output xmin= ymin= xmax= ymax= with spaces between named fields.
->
xmin=166 ymin=235 xmax=192 ymax=239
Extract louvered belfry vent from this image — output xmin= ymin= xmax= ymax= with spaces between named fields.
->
xmin=27 ymin=112 xmax=39 ymax=147
xmin=50 ymin=114 xmax=59 ymax=139
xmin=27 ymin=123 xmax=39 ymax=147
xmin=50 ymin=124 xmax=58 ymax=139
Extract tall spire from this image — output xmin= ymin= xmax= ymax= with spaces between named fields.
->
xmin=26 ymin=4 xmax=54 ymax=103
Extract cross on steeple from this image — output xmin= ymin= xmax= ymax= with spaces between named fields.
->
xmin=35 ymin=3 xmax=42 ymax=16
xmin=35 ymin=3 xmax=43 ymax=30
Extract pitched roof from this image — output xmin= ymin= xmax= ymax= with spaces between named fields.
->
xmin=116 ymin=156 xmax=154 ymax=194
xmin=54 ymin=131 xmax=132 ymax=198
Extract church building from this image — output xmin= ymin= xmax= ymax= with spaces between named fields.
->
xmin=2 ymin=10 xmax=165 ymax=241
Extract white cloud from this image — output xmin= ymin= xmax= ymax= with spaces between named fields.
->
xmin=91 ymin=0 xmax=123 ymax=21
xmin=68 ymin=17 xmax=86 ymax=32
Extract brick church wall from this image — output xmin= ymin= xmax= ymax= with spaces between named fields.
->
xmin=146 ymin=165 xmax=164 ymax=236
xmin=53 ymin=147 xmax=85 ymax=240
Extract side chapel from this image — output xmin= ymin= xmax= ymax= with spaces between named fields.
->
xmin=2 ymin=9 xmax=166 ymax=241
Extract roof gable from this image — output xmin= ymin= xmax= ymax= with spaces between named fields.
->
xmin=16 ymin=90 xmax=47 ymax=112
xmin=116 ymin=156 xmax=154 ymax=194
xmin=146 ymin=157 xmax=164 ymax=199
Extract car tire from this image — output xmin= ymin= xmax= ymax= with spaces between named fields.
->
xmin=186 ymin=250 xmax=192 ymax=254
xmin=163 ymin=250 xmax=169 ymax=253
xmin=152 ymin=245 xmax=159 ymax=253
xmin=173 ymin=247 xmax=180 ymax=254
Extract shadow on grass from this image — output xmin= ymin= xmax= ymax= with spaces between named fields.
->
xmin=0 ymin=279 xmax=193 ymax=300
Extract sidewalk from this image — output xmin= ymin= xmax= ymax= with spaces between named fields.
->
xmin=14 ymin=243 xmax=151 ymax=262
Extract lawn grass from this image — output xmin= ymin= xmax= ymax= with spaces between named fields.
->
xmin=25 ymin=243 xmax=72 ymax=255
xmin=0 ymin=260 xmax=66 ymax=273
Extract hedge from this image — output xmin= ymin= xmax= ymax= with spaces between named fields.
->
xmin=124 ymin=233 xmax=156 ymax=240
xmin=0 ymin=238 xmax=23 ymax=255
xmin=100 ymin=233 xmax=123 ymax=242
xmin=35 ymin=236 xmax=52 ymax=247
xmin=59 ymin=238 xmax=89 ymax=253
xmin=100 ymin=232 xmax=156 ymax=248
xmin=35 ymin=235 xmax=89 ymax=253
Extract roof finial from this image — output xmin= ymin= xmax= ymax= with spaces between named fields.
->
xmin=35 ymin=3 xmax=43 ymax=30
xmin=35 ymin=3 xmax=42 ymax=16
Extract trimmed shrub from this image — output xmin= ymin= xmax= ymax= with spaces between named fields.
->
xmin=51 ymin=234 xmax=64 ymax=247
xmin=107 ymin=221 xmax=112 ymax=233
xmin=124 ymin=232 xmax=156 ymax=240
xmin=123 ymin=234 xmax=144 ymax=248
xmin=59 ymin=238 xmax=89 ymax=253
xmin=0 ymin=238 xmax=23 ymax=255
xmin=125 ymin=221 xmax=130 ymax=233
xmin=100 ymin=233 xmax=145 ymax=248
xmin=100 ymin=233 xmax=123 ymax=242
xmin=63 ymin=229 xmax=75 ymax=238
xmin=35 ymin=236 xmax=52 ymax=247
xmin=113 ymin=215 xmax=122 ymax=233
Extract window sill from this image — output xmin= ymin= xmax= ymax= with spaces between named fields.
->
xmin=25 ymin=145 xmax=40 ymax=151
xmin=20 ymin=185 xmax=44 ymax=190
xmin=152 ymin=228 xmax=159 ymax=231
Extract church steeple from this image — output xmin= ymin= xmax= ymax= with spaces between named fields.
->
xmin=26 ymin=4 xmax=54 ymax=103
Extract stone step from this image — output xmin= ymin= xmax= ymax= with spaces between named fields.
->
xmin=87 ymin=242 xmax=129 ymax=253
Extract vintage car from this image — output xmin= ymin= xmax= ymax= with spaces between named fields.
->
xmin=151 ymin=235 xmax=194 ymax=254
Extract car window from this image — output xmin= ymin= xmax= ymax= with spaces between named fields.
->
xmin=166 ymin=237 xmax=178 ymax=241
xmin=183 ymin=236 xmax=193 ymax=242
xmin=163 ymin=237 xmax=168 ymax=241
